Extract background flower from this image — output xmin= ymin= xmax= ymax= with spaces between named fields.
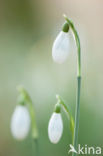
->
xmin=11 ymin=105 xmax=30 ymax=140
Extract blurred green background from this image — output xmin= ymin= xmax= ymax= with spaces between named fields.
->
xmin=0 ymin=0 xmax=103 ymax=156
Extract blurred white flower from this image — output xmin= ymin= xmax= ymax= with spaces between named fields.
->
xmin=52 ymin=31 xmax=70 ymax=64
xmin=11 ymin=105 xmax=30 ymax=140
xmin=48 ymin=112 xmax=63 ymax=144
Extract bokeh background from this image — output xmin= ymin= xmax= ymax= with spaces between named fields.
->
xmin=0 ymin=0 xmax=103 ymax=156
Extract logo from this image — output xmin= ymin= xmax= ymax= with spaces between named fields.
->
xmin=68 ymin=144 xmax=102 ymax=155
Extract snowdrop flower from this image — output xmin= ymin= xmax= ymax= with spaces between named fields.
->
xmin=48 ymin=111 xmax=63 ymax=144
xmin=11 ymin=105 xmax=30 ymax=140
xmin=52 ymin=22 xmax=70 ymax=64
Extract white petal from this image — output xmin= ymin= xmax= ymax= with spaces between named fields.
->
xmin=11 ymin=105 xmax=30 ymax=140
xmin=52 ymin=31 xmax=70 ymax=64
xmin=48 ymin=112 xmax=63 ymax=144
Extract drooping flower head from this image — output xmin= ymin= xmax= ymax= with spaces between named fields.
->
xmin=11 ymin=105 xmax=30 ymax=140
xmin=52 ymin=22 xmax=70 ymax=64
xmin=48 ymin=103 xmax=63 ymax=144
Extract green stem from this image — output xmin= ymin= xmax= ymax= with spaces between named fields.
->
xmin=31 ymin=139 xmax=39 ymax=156
xmin=73 ymin=77 xmax=81 ymax=156
xmin=64 ymin=15 xmax=81 ymax=156
xmin=34 ymin=139 xmax=39 ymax=156
xmin=63 ymin=14 xmax=81 ymax=77
xmin=56 ymin=95 xmax=74 ymax=143
xmin=17 ymin=86 xmax=39 ymax=156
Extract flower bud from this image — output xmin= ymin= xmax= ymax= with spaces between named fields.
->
xmin=48 ymin=112 xmax=63 ymax=144
xmin=11 ymin=105 xmax=30 ymax=140
xmin=52 ymin=31 xmax=70 ymax=64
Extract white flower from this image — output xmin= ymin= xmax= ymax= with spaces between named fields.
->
xmin=11 ymin=105 xmax=30 ymax=140
xmin=52 ymin=31 xmax=70 ymax=64
xmin=48 ymin=112 xmax=63 ymax=144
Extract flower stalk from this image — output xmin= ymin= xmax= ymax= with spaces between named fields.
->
xmin=17 ymin=86 xmax=39 ymax=156
xmin=63 ymin=15 xmax=81 ymax=156
xmin=63 ymin=14 xmax=81 ymax=77
xmin=56 ymin=95 xmax=74 ymax=142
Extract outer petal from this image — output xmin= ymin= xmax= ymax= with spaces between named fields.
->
xmin=52 ymin=31 xmax=70 ymax=63
xmin=11 ymin=105 xmax=30 ymax=140
xmin=48 ymin=112 xmax=63 ymax=144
